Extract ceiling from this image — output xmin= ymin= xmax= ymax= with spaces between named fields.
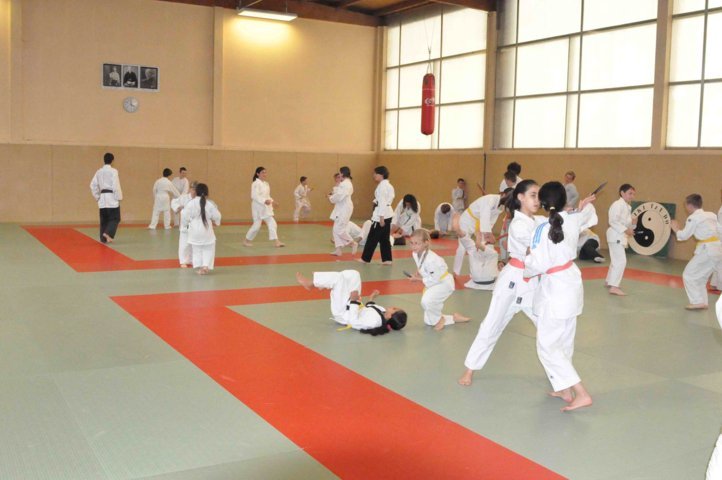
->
xmin=157 ymin=0 xmax=496 ymax=27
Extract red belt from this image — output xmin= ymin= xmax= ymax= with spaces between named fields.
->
xmin=508 ymin=258 xmax=525 ymax=269
xmin=546 ymin=260 xmax=573 ymax=274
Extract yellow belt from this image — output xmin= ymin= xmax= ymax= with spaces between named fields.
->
xmin=464 ymin=208 xmax=481 ymax=231
xmin=423 ymin=272 xmax=450 ymax=294
xmin=337 ymin=302 xmax=363 ymax=331
xmin=698 ymin=236 xmax=720 ymax=244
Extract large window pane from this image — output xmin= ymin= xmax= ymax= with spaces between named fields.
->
xmin=670 ymin=16 xmax=704 ymax=82
xmin=704 ymin=12 xmax=722 ymax=79
xmin=400 ymin=15 xmax=442 ymax=65
xmin=578 ymin=89 xmax=653 ymax=147
xmin=387 ymin=24 xmax=400 ymax=67
xmin=440 ymin=54 xmax=485 ymax=104
xmin=710 ymin=0 xmax=722 ymax=8
xmin=399 ymin=62 xmax=439 ymax=108
xmin=386 ymin=69 xmax=399 ymax=109
xmin=516 ymin=39 xmax=569 ymax=96
xmin=496 ymin=47 xmax=516 ymax=98
xmin=674 ymin=0 xmax=705 ymax=14
xmin=439 ymin=103 xmax=484 ymax=148
xmin=701 ymin=83 xmax=722 ymax=147
xmin=385 ymin=110 xmax=398 ymax=150
xmin=442 ymin=8 xmax=486 ymax=56
xmin=398 ymin=108 xmax=435 ymax=149
xmin=497 ymin=0 xmax=518 ymax=46
xmin=514 ymin=95 xmax=567 ymax=148
xmin=667 ymin=84 xmax=701 ymax=147
xmin=518 ymin=0 xmax=581 ymax=43
xmin=583 ymin=0 xmax=657 ymax=31
xmin=568 ymin=35 xmax=581 ymax=90
xmin=494 ymin=99 xmax=514 ymax=148
xmin=565 ymin=94 xmax=578 ymax=147
xmin=581 ymin=24 xmax=656 ymax=90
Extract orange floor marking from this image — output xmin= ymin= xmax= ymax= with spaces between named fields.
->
xmin=112 ymin=281 xmax=565 ymax=480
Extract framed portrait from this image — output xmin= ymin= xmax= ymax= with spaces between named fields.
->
xmin=140 ymin=66 xmax=159 ymax=91
xmin=121 ymin=65 xmax=140 ymax=89
xmin=102 ymin=63 xmax=122 ymax=88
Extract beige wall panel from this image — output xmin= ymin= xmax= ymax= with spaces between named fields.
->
xmin=220 ymin=13 xmax=375 ymax=152
xmin=295 ymin=152 xmax=338 ymax=221
xmin=50 ymin=145 xmax=109 ymax=222
xmin=0 ymin=144 xmax=51 ymax=221
xmin=158 ymin=149 xmax=209 ymax=189
xmin=0 ymin=0 xmax=10 ymax=141
xmin=338 ymin=153 xmax=377 ymax=221
xmin=251 ymin=151 xmax=298 ymax=221
xmin=20 ymin=0 xmax=213 ymax=146
xmin=206 ymin=149 xmax=255 ymax=221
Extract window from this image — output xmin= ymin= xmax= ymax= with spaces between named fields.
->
xmin=495 ymin=0 xmax=657 ymax=148
xmin=667 ymin=3 xmax=722 ymax=147
xmin=384 ymin=7 xmax=487 ymax=150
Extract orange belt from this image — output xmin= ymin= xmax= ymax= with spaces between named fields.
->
xmin=546 ymin=260 xmax=573 ymax=274
xmin=508 ymin=258 xmax=525 ymax=269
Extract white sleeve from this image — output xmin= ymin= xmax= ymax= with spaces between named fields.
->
xmin=210 ymin=202 xmax=222 ymax=226
xmin=90 ymin=174 xmax=100 ymax=201
xmin=479 ymin=200 xmax=494 ymax=232
xmin=434 ymin=205 xmax=442 ymax=230
xmin=608 ymin=201 xmax=629 ymax=234
xmin=328 ymin=182 xmax=347 ymax=204
xmin=576 ymin=203 xmax=598 ymax=231
xmin=251 ymin=181 xmax=265 ymax=205
xmin=182 ymin=179 xmax=190 ymax=195
xmin=169 ymin=181 xmax=181 ymax=198
xmin=294 ymin=185 xmax=303 ymax=200
xmin=113 ymin=171 xmax=123 ymax=201
xmin=676 ymin=215 xmax=697 ymax=241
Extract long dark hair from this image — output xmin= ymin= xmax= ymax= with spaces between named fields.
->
xmin=506 ymin=179 xmax=538 ymax=218
xmin=252 ymin=167 xmax=265 ymax=183
xmin=339 ymin=166 xmax=352 ymax=180
xmin=402 ymin=194 xmax=418 ymax=213
xmin=360 ymin=309 xmax=407 ymax=336
xmin=538 ymin=181 xmax=566 ymax=244
xmin=196 ymin=183 xmax=209 ymax=227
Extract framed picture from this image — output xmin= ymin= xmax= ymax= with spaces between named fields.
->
xmin=102 ymin=63 xmax=122 ymax=88
xmin=140 ymin=66 xmax=159 ymax=91
xmin=121 ymin=65 xmax=139 ymax=89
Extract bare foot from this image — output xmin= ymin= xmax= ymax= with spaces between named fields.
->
xmin=296 ymin=272 xmax=313 ymax=290
xmin=197 ymin=267 xmax=209 ymax=275
xmin=330 ymin=248 xmax=342 ymax=256
xmin=685 ymin=303 xmax=708 ymax=310
xmin=433 ymin=318 xmax=446 ymax=331
xmin=548 ymin=389 xmax=573 ymax=403
xmin=382 ymin=261 xmax=393 ymax=266
xmin=180 ymin=264 xmax=188 ymax=269
xmin=608 ymin=286 xmax=626 ymax=296
xmin=458 ymin=369 xmax=474 ymax=386
xmin=102 ymin=233 xmax=113 ymax=243
xmin=356 ymin=258 xmax=369 ymax=264
xmin=275 ymin=241 xmax=285 ymax=248
xmin=561 ymin=393 xmax=593 ymax=412
xmin=351 ymin=241 xmax=358 ymax=255
xmin=243 ymin=240 xmax=253 ymax=247
xmin=453 ymin=312 xmax=471 ymax=323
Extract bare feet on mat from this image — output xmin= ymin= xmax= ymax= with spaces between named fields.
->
xmin=296 ymin=272 xmax=312 ymax=290
xmin=458 ymin=369 xmax=474 ymax=386
xmin=453 ymin=313 xmax=471 ymax=323
xmin=243 ymin=240 xmax=253 ymax=247
xmin=433 ymin=318 xmax=446 ymax=331
xmin=275 ymin=241 xmax=285 ymax=248
xmin=561 ymin=393 xmax=593 ymax=412
xmin=548 ymin=389 xmax=573 ymax=403
xmin=608 ymin=286 xmax=626 ymax=296
xmin=382 ymin=261 xmax=393 ymax=266
xmin=180 ymin=264 xmax=188 ymax=269
xmin=197 ymin=267 xmax=209 ymax=275
xmin=685 ymin=303 xmax=708 ymax=310
xmin=331 ymin=248 xmax=342 ymax=256
xmin=356 ymin=258 xmax=369 ymax=264
xmin=102 ymin=233 xmax=113 ymax=243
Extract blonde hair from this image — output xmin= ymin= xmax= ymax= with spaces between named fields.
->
xmin=410 ymin=228 xmax=431 ymax=244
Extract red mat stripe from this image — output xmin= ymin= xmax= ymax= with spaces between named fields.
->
xmin=112 ymin=280 xmax=565 ymax=480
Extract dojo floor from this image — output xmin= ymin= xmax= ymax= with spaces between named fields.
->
xmin=2 ymin=221 xmax=721 ymax=479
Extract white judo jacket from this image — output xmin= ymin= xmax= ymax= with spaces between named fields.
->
xmin=329 ymin=178 xmax=353 ymax=221
xmin=250 ymin=179 xmax=274 ymax=220
xmin=152 ymin=177 xmax=180 ymax=211
xmin=607 ymin=197 xmax=633 ymax=248
xmin=183 ymin=197 xmax=221 ymax=245
xmin=393 ymin=200 xmax=422 ymax=235
xmin=676 ymin=209 xmax=722 ymax=257
xmin=371 ymin=179 xmax=395 ymax=222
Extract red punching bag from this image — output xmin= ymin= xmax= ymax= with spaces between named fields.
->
xmin=421 ymin=73 xmax=435 ymax=135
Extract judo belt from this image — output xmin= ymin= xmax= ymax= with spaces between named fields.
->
xmin=337 ymin=301 xmax=363 ymax=331
xmin=423 ymin=271 xmax=450 ymax=294
xmin=508 ymin=258 xmax=525 ymax=269
xmin=546 ymin=260 xmax=573 ymax=274
xmin=698 ymin=236 xmax=720 ymax=244
xmin=100 ymin=189 xmax=113 ymax=194
xmin=464 ymin=208 xmax=481 ymax=232
xmin=473 ymin=279 xmax=496 ymax=285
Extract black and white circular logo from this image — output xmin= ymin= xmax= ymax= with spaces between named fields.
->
xmin=629 ymin=202 xmax=672 ymax=256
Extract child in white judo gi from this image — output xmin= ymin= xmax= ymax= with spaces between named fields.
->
xmin=451 ymin=178 xmax=467 ymax=213
xmin=171 ymin=181 xmax=197 ymax=268
xmin=431 ymin=202 xmax=453 ymax=238
xmin=148 ymin=168 xmax=181 ymax=230
xmin=407 ymin=229 xmax=470 ymax=331
xmin=328 ymin=167 xmax=356 ymax=256
xmin=525 ymin=181 xmax=597 ymax=412
xmin=391 ymin=194 xmax=422 ymax=239
xmin=710 ymin=190 xmax=722 ymax=291
xmin=296 ymin=270 xmax=407 ymax=335
xmin=606 ymin=184 xmax=637 ymax=296
xmin=452 ymin=214 xmax=500 ymax=290
xmin=293 ymin=176 xmax=312 ymax=222
xmin=182 ymin=183 xmax=221 ymax=275
xmin=171 ymin=167 xmax=190 ymax=227
xmin=458 ymin=180 xmax=542 ymax=387
xmin=244 ymin=167 xmax=284 ymax=248
xmin=671 ymin=194 xmax=722 ymax=310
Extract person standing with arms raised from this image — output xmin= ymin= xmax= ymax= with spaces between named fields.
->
xmin=90 ymin=152 xmax=123 ymax=243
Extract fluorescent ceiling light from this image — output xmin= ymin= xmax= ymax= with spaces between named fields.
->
xmin=237 ymin=7 xmax=297 ymax=21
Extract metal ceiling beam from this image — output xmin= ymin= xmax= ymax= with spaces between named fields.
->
xmin=371 ymin=0 xmax=432 ymax=16
xmin=431 ymin=0 xmax=495 ymax=11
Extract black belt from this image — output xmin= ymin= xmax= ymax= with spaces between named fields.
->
xmin=100 ymin=189 xmax=113 ymax=193
xmin=473 ymin=279 xmax=496 ymax=285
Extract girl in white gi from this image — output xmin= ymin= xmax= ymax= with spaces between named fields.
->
xmin=328 ymin=166 xmax=355 ymax=256
xmin=171 ymin=181 xmax=197 ymax=268
xmin=391 ymin=194 xmax=422 ymax=238
xmin=458 ymin=180 xmax=541 ymax=387
xmin=606 ymin=184 xmax=636 ymax=296
xmin=244 ymin=167 xmax=284 ymax=248
xmin=670 ymin=194 xmax=722 ymax=310
xmin=360 ymin=166 xmax=395 ymax=265
xmin=293 ymin=176 xmax=312 ymax=222
xmin=148 ymin=168 xmax=181 ymax=230
xmin=452 ymin=178 xmax=468 ymax=213
xmin=432 ymin=203 xmax=453 ymax=238
xmin=407 ymin=229 xmax=470 ymax=331
xmin=525 ymin=181 xmax=597 ymax=412
xmin=453 ymin=190 xmax=511 ymax=277
xmin=451 ymin=214 xmax=500 ymax=291
xmin=295 ymin=270 xmax=407 ymax=335
xmin=182 ymin=183 xmax=222 ymax=275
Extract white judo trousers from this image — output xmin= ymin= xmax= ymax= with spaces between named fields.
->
xmin=606 ymin=240 xmax=627 ymax=287
xmin=536 ymin=313 xmax=579 ymax=392
xmin=707 ymin=434 xmax=722 ymax=480
xmin=453 ymin=213 xmax=477 ymax=275
xmin=247 ymin=216 xmax=278 ymax=241
xmin=178 ymin=230 xmax=191 ymax=266
xmin=313 ymin=270 xmax=361 ymax=322
xmin=464 ymin=266 xmax=537 ymax=370
xmin=683 ymin=249 xmax=720 ymax=305
xmin=192 ymin=243 xmax=215 ymax=269
xmin=421 ymin=275 xmax=455 ymax=326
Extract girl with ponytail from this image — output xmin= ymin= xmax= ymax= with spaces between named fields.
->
xmin=523 ymin=181 xmax=597 ymax=412
xmin=244 ymin=167 xmax=285 ymax=248
xmin=182 ymin=183 xmax=222 ymax=275
xmin=296 ymin=270 xmax=407 ymax=335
